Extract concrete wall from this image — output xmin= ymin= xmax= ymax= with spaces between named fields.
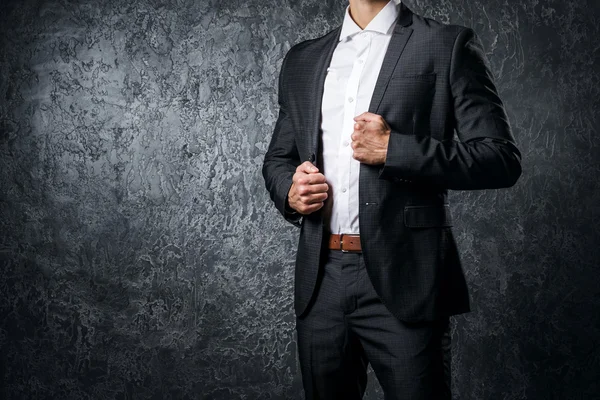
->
xmin=1 ymin=0 xmax=598 ymax=398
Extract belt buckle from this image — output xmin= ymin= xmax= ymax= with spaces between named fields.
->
xmin=340 ymin=233 xmax=348 ymax=253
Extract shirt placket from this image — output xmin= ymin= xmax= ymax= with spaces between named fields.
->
xmin=337 ymin=33 xmax=371 ymax=233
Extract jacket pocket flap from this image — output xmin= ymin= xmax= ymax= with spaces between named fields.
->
xmin=404 ymin=205 xmax=453 ymax=228
xmin=391 ymin=73 xmax=436 ymax=82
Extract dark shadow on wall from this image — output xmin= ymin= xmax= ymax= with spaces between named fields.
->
xmin=450 ymin=177 xmax=599 ymax=399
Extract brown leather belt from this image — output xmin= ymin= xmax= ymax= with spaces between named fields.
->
xmin=328 ymin=234 xmax=362 ymax=252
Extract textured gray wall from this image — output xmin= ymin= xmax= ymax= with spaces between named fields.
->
xmin=0 ymin=0 xmax=598 ymax=399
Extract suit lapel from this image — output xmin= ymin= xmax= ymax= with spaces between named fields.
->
xmin=308 ymin=27 xmax=341 ymax=164
xmin=368 ymin=3 xmax=414 ymax=113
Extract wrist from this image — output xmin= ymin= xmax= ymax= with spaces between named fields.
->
xmin=285 ymin=197 xmax=298 ymax=215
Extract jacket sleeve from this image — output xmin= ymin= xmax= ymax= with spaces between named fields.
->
xmin=379 ymin=27 xmax=522 ymax=190
xmin=262 ymin=50 xmax=302 ymax=227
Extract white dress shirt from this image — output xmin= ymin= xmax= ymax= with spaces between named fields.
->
xmin=320 ymin=0 xmax=401 ymax=234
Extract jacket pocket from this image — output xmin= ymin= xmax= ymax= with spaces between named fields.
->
xmin=390 ymin=73 xmax=437 ymax=83
xmin=404 ymin=204 xmax=453 ymax=228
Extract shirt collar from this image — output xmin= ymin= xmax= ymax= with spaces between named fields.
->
xmin=339 ymin=0 xmax=401 ymax=42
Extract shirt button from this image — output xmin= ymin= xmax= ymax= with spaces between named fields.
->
xmin=342 ymin=188 xmax=347 ymax=193
xmin=348 ymin=97 xmax=354 ymax=103
xmin=343 ymin=141 xmax=349 ymax=147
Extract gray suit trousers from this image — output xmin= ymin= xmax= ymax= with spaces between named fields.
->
xmin=296 ymin=250 xmax=451 ymax=400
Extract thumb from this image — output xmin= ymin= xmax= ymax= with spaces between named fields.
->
xmin=297 ymin=161 xmax=319 ymax=174
xmin=354 ymin=112 xmax=377 ymax=122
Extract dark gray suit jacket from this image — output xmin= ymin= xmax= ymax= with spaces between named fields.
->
xmin=262 ymin=3 xmax=522 ymax=322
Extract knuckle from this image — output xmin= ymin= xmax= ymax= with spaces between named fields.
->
xmin=297 ymin=161 xmax=309 ymax=172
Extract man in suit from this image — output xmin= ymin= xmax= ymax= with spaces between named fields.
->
xmin=262 ymin=0 xmax=522 ymax=398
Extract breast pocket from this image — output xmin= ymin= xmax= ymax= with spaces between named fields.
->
xmin=392 ymin=73 xmax=437 ymax=82
xmin=378 ymin=73 xmax=437 ymax=133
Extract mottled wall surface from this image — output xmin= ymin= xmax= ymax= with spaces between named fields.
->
xmin=0 ymin=0 xmax=598 ymax=398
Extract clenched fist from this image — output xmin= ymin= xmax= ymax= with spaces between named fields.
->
xmin=287 ymin=161 xmax=329 ymax=215
xmin=351 ymin=112 xmax=391 ymax=165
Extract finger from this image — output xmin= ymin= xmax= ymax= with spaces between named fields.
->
xmin=297 ymin=183 xmax=329 ymax=196
xmin=297 ymin=203 xmax=324 ymax=215
xmin=352 ymin=150 xmax=364 ymax=162
xmin=353 ymin=121 xmax=365 ymax=130
xmin=304 ymin=173 xmax=327 ymax=185
xmin=293 ymin=170 xmax=326 ymax=185
xmin=300 ymin=192 xmax=328 ymax=204
xmin=296 ymin=161 xmax=319 ymax=174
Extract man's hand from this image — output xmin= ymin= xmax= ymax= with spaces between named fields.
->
xmin=351 ymin=112 xmax=391 ymax=165
xmin=287 ymin=161 xmax=329 ymax=215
